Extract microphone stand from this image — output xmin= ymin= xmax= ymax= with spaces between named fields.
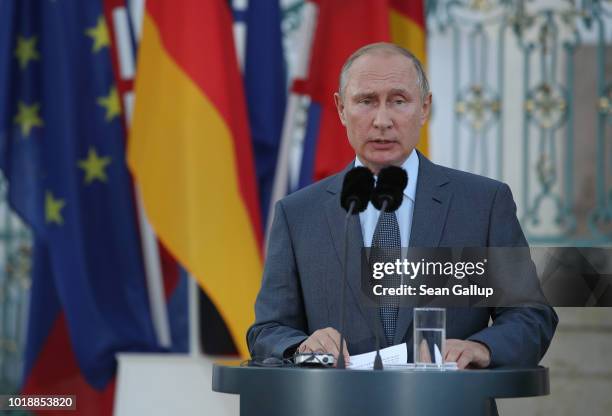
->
xmin=336 ymin=200 xmax=354 ymax=369
xmin=337 ymin=199 xmax=385 ymax=371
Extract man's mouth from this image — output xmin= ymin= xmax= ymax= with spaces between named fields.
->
xmin=368 ymin=139 xmax=397 ymax=148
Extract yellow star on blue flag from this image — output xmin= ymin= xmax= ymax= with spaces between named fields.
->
xmin=14 ymin=101 xmax=43 ymax=137
xmin=0 ymin=0 xmax=166 ymax=396
xmin=15 ymin=35 xmax=40 ymax=69
xmin=97 ymin=86 xmax=121 ymax=121
xmin=78 ymin=147 xmax=112 ymax=184
xmin=85 ymin=15 xmax=110 ymax=53
xmin=45 ymin=191 xmax=65 ymax=225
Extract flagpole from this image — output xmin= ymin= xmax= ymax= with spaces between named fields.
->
xmin=134 ymin=190 xmax=172 ymax=348
xmin=188 ymin=273 xmax=202 ymax=356
xmin=116 ymin=0 xmax=171 ymax=349
xmin=265 ymin=1 xmax=318 ymax=250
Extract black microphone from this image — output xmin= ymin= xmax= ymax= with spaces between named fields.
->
xmin=337 ymin=167 xmax=374 ymax=370
xmin=340 ymin=166 xmax=374 ymax=215
xmin=371 ymin=166 xmax=408 ymax=213
xmin=370 ymin=166 xmax=408 ymax=370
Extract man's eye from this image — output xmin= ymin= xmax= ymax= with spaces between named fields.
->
xmin=394 ymin=99 xmax=406 ymax=105
xmin=360 ymin=99 xmax=372 ymax=105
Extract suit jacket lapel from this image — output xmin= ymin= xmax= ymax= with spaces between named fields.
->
xmin=324 ymin=166 xmax=388 ymax=347
xmin=393 ymin=152 xmax=452 ymax=346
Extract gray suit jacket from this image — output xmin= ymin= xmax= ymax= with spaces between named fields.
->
xmin=248 ymin=152 xmax=557 ymax=366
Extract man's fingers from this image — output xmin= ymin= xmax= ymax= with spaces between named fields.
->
xmin=333 ymin=336 xmax=350 ymax=364
xmin=297 ymin=339 xmax=311 ymax=354
xmin=456 ymin=350 xmax=474 ymax=370
xmin=324 ymin=335 xmax=342 ymax=362
xmin=321 ymin=328 xmax=351 ymax=365
xmin=444 ymin=341 xmax=451 ymax=360
xmin=316 ymin=330 xmax=333 ymax=353
xmin=445 ymin=347 xmax=460 ymax=363
xmin=300 ymin=328 xmax=350 ymax=365
xmin=323 ymin=331 xmax=340 ymax=353
xmin=469 ymin=341 xmax=491 ymax=368
xmin=328 ymin=328 xmax=350 ymax=363
xmin=320 ymin=328 xmax=347 ymax=361
xmin=314 ymin=337 xmax=328 ymax=353
xmin=301 ymin=336 xmax=324 ymax=354
xmin=342 ymin=338 xmax=350 ymax=364
xmin=443 ymin=339 xmax=491 ymax=369
xmin=419 ymin=339 xmax=432 ymax=363
xmin=444 ymin=339 xmax=462 ymax=363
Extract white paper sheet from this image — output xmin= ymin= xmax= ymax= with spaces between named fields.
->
xmin=348 ymin=343 xmax=408 ymax=370
xmin=434 ymin=344 xmax=443 ymax=365
xmin=384 ymin=362 xmax=458 ymax=371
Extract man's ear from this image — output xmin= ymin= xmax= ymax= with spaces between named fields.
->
xmin=334 ymin=92 xmax=346 ymax=126
xmin=420 ymin=93 xmax=432 ymax=126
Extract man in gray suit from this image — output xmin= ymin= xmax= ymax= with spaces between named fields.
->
xmin=247 ymin=43 xmax=557 ymax=369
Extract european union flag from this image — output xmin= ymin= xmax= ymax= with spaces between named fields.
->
xmin=0 ymin=0 xmax=160 ymax=399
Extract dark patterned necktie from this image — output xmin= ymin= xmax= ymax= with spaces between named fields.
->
xmin=371 ymin=211 xmax=401 ymax=346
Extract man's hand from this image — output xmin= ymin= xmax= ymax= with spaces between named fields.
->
xmin=444 ymin=339 xmax=491 ymax=369
xmin=297 ymin=327 xmax=350 ymax=366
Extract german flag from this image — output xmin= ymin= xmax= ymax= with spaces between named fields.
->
xmin=128 ymin=0 xmax=263 ymax=357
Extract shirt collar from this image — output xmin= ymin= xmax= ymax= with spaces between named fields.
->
xmin=354 ymin=149 xmax=419 ymax=202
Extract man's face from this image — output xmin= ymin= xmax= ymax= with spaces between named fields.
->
xmin=334 ymin=52 xmax=431 ymax=174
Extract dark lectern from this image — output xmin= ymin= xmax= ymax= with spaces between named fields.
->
xmin=212 ymin=364 xmax=549 ymax=416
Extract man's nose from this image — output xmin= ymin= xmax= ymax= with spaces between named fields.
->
xmin=373 ymin=104 xmax=393 ymax=130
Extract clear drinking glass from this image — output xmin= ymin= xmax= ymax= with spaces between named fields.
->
xmin=413 ymin=308 xmax=446 ymax=369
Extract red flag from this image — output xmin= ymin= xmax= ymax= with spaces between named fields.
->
xmin=296 ymin=0 xmax=391 ymax=182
